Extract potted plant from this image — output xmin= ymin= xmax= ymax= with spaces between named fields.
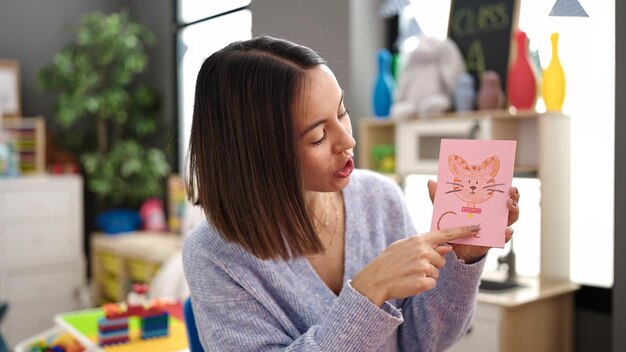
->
xmin=38 ymin=10 xmax=170 ymax=231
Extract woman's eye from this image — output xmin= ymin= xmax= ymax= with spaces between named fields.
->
xmin=312 ymin=130 xmax=327 ymax=146
xmin=338 ymin=109 xmax=349 ymax=119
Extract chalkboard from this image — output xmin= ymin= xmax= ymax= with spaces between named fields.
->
xmin=447 ymin=0 xmax=520 ymax=99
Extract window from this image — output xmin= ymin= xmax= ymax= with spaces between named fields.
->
xmin=176 ymin=1 xmax=252 ymax=172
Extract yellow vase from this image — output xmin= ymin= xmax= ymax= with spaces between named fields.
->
xmin=542 ymin=32 xmax=566 ymax=112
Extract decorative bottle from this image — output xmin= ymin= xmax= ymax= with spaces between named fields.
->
xmin=542 ymin=32 xmax=566 ymax=112
xmin=454 ymin=73 xmax=475 ymax=112
xmin=476 ymin=70 xmax=505 ymax=110
xmin=507 ymin=30 xmax=537 ymax=110
xmin=372 ymin=49 xmax=394 ymax=118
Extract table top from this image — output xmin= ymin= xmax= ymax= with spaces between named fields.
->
xmin=55 ymin=300 xmax=188 ymax=352
xmin=477 ymin=274 xmax=580 ymax=308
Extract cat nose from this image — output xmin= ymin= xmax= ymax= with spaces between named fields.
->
xmin=470 ymin=186 xmax=477 ymax=191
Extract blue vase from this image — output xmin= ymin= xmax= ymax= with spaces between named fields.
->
xmin=454 ymin=73 xmax=475 ymax=112
xmin=372 ymin=49 xmax=394 ymax=118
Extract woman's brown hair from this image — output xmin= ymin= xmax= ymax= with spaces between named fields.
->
xmin=186 ymin=36 xmax=327 ymax=260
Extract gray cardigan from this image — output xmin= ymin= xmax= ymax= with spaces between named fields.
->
xmin=182 ymin=169 xmax=485 ymax=351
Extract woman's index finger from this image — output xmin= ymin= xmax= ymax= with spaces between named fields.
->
xmin=425 ymin=225 xmax=481 ymax=246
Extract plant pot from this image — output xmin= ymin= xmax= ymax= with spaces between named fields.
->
xmin=97 ymin=208 xmax=142 ymax=235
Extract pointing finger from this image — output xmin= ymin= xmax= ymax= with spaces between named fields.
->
xmin=425 ymin=225 xmax=481 ymax=246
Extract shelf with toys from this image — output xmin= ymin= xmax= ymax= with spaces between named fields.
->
xmin=90 ymin=231 xmax=182 ymax=304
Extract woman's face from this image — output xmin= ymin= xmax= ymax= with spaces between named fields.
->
xmin=293 ymin=65 xmax=356 ymax=192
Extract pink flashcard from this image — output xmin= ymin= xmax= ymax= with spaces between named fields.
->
xmin=430 ymin=139 xmax=517 ymax=248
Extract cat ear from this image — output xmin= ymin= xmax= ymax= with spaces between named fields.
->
xmin=480 ymin=156 xmax=500 ymax=177
xmin=448 ymin=154 xmax=469 ymax=174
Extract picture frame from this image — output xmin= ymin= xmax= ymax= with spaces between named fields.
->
xmin=0 ymin=59 xmax=22 ymax=118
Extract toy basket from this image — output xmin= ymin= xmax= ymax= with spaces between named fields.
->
xmin=13 ymin=325 xmax=85 ymax=352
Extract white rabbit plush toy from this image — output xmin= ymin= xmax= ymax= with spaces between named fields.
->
xmin=391 ymin=36 xmax=466 ymax=119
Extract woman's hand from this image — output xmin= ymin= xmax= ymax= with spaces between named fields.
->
xmin=427 ymin=180 xmax=520 ymax=263
xmin=351 ymin=225 xmax=480 ymax=307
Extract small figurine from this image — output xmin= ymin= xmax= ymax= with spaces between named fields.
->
xmin=476 ymin=71 xmax=505 ymax=110
xmin=139 ymin=197 xmax=167 ymax=232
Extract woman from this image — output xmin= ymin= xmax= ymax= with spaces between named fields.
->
xmin=183 ymin=36 xmax=520 ymax=351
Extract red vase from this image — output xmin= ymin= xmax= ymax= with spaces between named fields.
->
xmin=507 ymin=30 xmax=536 ymax=110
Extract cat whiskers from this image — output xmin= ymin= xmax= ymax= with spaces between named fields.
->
xmin=483 ymin=183 xmax=505 ymax=193
xmin=445 ymin=189 xmax=463 ymax=194
xmin=445 ymin=181 xmax=464 ymax=194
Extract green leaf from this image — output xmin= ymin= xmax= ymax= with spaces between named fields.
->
xmin=85 ymin=97 xmax=99 ymax=113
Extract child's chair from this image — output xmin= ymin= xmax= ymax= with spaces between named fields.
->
xmin=184 ymin=297 xmax=204 ymax=352
xmin=0 ymin=301 xmax=8 ymax=352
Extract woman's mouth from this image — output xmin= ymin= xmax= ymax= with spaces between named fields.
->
xmin=334 ymin=158 xmax=354 ymax=178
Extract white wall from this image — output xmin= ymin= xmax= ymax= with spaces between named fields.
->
xmin=519 ymin=1 xmax=615 ymax=288
xmin=250 ymin=0 xmax=386 ymax=144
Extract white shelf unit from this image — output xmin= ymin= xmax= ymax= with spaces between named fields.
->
xmin=0 ymin=175 xmax=86 ymax=348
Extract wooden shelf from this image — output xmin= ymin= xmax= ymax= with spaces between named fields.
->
xmin=90 ymin=231 xmax=181 ymax=303
xmin=357 ymin=118 xmax=396 ymax=170
xmin=357 ymin=109 xmax=553 ymax=176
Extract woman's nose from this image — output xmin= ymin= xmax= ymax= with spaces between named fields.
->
xmin=333 ymin=127 xmax=356 ymax=154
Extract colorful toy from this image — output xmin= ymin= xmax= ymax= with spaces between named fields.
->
xmin=371 ymin=144 xmax=395 ymax=174
xmin=55 ymin=300 xmax=187 ymax=352
xmin=97 ymin=284 xmax=169 ymax=346
xmin=22 ymin=329 xmax=85 ymax=352
xmin=392 ymin=36 xmax=466 ymax=118
xmin=139 ymin=197 xmax=167 ymax=232
xmin=167 ymin=174 xmax=187 ymax=234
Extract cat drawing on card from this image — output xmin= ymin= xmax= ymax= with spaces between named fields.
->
xmin=436 ymin=155 xmax=505 ymax=235
xmin=446 ymin=154 xmax=504 ymax=209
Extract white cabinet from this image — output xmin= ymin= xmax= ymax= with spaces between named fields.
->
xmin=447 ymin=277 xmax=578 ymax=352
xmin=448 ymin=303 xmax=501 ymax=352
xmin=0 ymin=175 xmax=86 ymax=348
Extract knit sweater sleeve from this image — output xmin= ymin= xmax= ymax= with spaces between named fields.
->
xmin=393 ymin=182 xmax=486 ymax=351
xmin=342 ymin=169 xmax=486 ymax=351
xmin=396 ymin=253 xmax=485 ymax=351
xmin=182 ymin=224 xmax=404 ymax=352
